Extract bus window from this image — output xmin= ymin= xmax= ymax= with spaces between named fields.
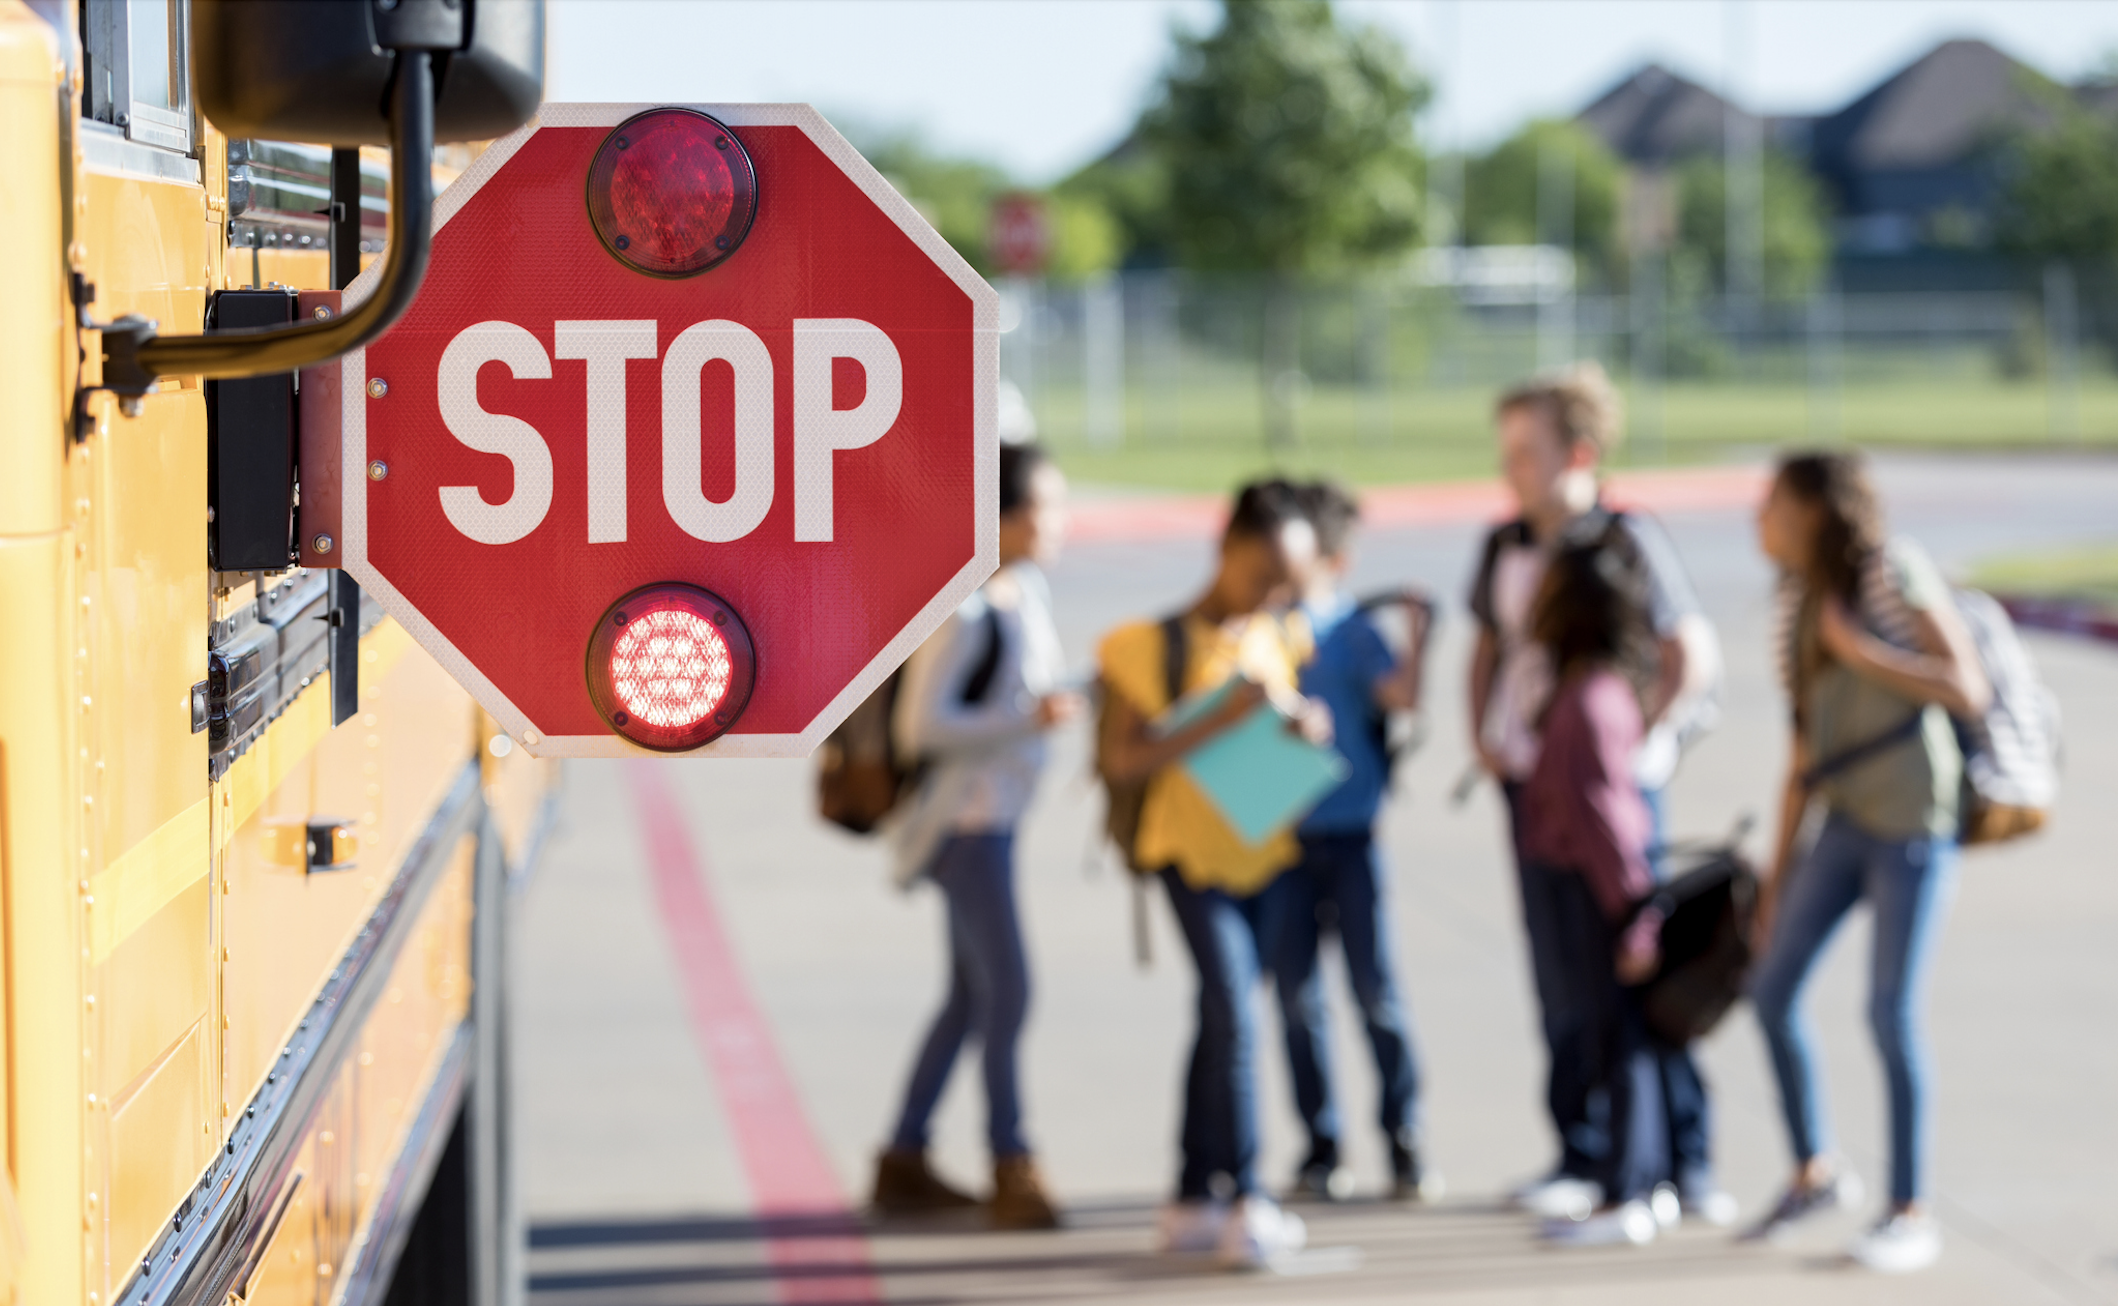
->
xmin=82 ymin=0 xmax=193 ymax=155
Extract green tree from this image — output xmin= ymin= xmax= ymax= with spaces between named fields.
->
xmin=1057 ymin=136 xmax=1175 ymax=268
xmin=855 ymin=129 xmax=1014 ymax=275
xmin=1995 ymin=88 xmax=2118 ymax=261
xmin=1042 ymin=192 xmax=1124 ymax=281
xmin=1462 ymin=120 xmax=1623 ymax=281
xmin=1672 ymin=150 xmax=1831 ymax=299
xmin=1138 ymin=0 xmax=1428 ymax=446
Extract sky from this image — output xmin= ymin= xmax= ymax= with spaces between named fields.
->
xmin=549 ymin=0 xmax=2118 ymax=184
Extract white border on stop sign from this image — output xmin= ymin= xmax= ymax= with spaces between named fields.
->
xmin=337 ymin=103 xmax=1000 ymax=759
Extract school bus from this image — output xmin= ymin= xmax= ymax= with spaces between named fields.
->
xmin=1 ymin=3 xmax=549 ymax=1304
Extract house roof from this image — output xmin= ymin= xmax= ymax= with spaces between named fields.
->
xmin=1576 ymin=62 xmax=1754 ymax=166
xmin=1809 ymin=38 xmax=2054 ymax=173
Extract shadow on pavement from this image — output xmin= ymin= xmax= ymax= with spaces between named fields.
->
xmin=528 ymin=1197 xmax=1868 ymax=1303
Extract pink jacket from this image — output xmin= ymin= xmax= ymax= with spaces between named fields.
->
xmin=1520 ymin=667 xmax=1655 ymax=922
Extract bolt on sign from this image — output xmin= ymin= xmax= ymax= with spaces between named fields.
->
xmin=336 ymin=105 xmax=998 ymax=756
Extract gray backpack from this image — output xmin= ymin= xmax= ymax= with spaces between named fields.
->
xmin=1951 ymin=588 xmax=2061 ymax=844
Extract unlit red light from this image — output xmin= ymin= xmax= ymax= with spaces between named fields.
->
xmin=609 ymin=609 xmax=733 ymax=728
xmin=586 ymin=109 xmax=758 ymax=278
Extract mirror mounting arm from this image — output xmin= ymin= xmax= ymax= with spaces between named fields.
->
xmin=86 ymin=50 xmax=436 ymax=416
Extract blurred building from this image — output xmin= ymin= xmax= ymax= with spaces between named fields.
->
xmin=1577 ymin=39 xmax=2118 ymax=291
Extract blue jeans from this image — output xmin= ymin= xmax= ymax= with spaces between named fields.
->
xmin=1547 ymin=868 xmax=1668 ymax=1205
xmin=889 ymin=834 xmax=1031 ymax=1158
xmin=1160 ymin=868 xmax=1268 ymax=1199
xmin=1749 ymin=812 xmax=1959 ymax=1204
xmin=1640 ymin=786 xmax=1715 ymax=1195
xmin=1256 ymin=832 xmax=1423 ymax=1150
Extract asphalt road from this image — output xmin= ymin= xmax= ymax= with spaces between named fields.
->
xmin=515 ymin=452 xmax=2118 ymax=1306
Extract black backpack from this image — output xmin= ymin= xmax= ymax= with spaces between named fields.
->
xmin=817 ymin=604 xmax=1003 ymax=835
xmin=1629 ymin=837 xmax=1759 ymax=1044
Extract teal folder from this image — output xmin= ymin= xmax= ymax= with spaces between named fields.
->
xmin=1158 ymin=682 xmax=1349 ymax=846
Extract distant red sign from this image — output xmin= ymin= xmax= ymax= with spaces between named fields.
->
xmin=987 ymin=193 xmax=1051 ymax=276
xmin=337 ymin=104 xmax=998 ymax=758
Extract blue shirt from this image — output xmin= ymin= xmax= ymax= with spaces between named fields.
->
xmin=1298 ymin=596 xmax=1398 ymax=835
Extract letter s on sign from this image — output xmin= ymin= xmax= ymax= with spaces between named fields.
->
xmin=437 ymin=322 xmax=554 ymax=545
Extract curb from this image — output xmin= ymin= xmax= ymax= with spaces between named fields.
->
xmin=1997 ymin=595 xmax=2118 ymax=647
xmin=1066 ymin=464 xmax=1770 ymax=545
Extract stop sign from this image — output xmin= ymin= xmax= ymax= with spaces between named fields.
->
xmin=336 ymin=105 xmax=997 ymax=757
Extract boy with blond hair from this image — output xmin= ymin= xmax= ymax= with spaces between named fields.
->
xmin=1466 ymin=363 xmax=1732 ymax=1226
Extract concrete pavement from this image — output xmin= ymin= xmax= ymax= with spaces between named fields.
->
xmin=515 ymin=453 xmax=2118 ymax=1305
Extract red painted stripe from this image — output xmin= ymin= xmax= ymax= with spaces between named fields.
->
xmin=1064 ymin=464 xmax=1771 ymax=544
xmin=1998 ymin=595 xmax=2118 ymax=646
xmin=631 ymin=763 xmax=882 ymax=1304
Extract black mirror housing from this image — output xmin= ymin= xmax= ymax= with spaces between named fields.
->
xmin=193 ymin=0 xmax=543 ymax=145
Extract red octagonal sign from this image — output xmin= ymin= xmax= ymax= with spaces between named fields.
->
xmin=337 ymin=104 xmax=997 ymax=757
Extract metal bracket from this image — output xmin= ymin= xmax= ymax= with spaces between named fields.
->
xmin=69 ymin=274 xmax=158 ymax=440
xmin=328 ymin=571 xmax=362 ymax=728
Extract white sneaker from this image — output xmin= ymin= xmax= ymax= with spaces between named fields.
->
xmin=1542 ymin=1199 xmax=1658 ymax=1246
xmin=1649 ymin=1183 xmax=1682 ymax=1230
xmin=1682 ymin=1186 xmax=1741 ymax=1228
xmin=1513 ymin=1175 xmax=1601 ymax=1220
xmin=1216 ymin=1195 xmax=1307 ymax=1269
xmin=1155 ymin=1199 xmax=1226 ymax=1254
xmin=1849 ymin=1212 xmax=1942 ymax=1273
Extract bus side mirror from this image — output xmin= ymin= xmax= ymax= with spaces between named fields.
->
xmin=82 ymin=0 xmax=544 ymax=405
xmin=192 ymin=0 xmax=543 ymax=146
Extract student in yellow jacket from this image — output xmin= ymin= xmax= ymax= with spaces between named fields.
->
xmin=1097 ymin=480 xmax=1332 ymax=1269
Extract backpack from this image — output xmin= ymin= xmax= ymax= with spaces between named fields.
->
xmin=1950 ymin=587 xmax=2061 ymax=845
xmin=1349 ymin=588 xmax=1437 ymax=790
xmin=1797 ymin=584 xmax=2060 ymax=848
xmin=1094 ymin=614 xmax=1187 ymax=875
xmin=1631 ymin=839 xmax=1759 ymax=1045
xmin=816 ymin=604 xmax=1003 ymax=835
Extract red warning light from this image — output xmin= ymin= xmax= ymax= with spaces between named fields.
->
xmin=586 ymin=108 xmax=758 ymax=278
xmin=585 ymin=583 xmax=757 ymax=751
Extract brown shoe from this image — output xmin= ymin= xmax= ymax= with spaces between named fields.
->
xmin=989 ymin=1154 xmax=1061 ymax=1230
xmin=871 ymin=1148 xmax=978 ymax=1215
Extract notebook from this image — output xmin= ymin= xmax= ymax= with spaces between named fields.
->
xmin=1157 ymin=681 xmax=1349 ymax=846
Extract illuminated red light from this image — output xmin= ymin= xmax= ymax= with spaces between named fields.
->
xmin=586 ymin=583 xmax=757 ymax=750
xmin=586 ymin=108 xmax=758 ymax=278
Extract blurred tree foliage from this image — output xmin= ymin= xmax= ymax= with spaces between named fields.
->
xmin=1057 ymin=139 xmax=1175 ymax=269
xmin=1995 ymin=85 xmax=2118 ymax=261
xmin=1138 ymin=0 xmax=1428 ymax=274
xmin=1042 ymin=192 xmax=1126 ymax=280
xmin=856 ymin=128 xmax=1124 ymax=279
xmin=1462 ymin=120 xmax=1623 ymax=281
xmin=1127 ymin=0 xmax=1429 ymax=444
xmin=1672 ymin=151 xmax=1832 ymax=298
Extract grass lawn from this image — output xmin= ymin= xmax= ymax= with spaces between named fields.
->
xmin=1037 ymin=375 xmax=2118 ymax=492
xmin=1970 ymin=544 xmax=2118 ymax=609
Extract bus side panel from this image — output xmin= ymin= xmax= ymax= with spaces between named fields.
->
xmin=350 ymin=846 xmax=474 ymax=1226
xmin=0 ymin=532 xmax=82 ymax=1306
xmin=237 ymin=841 xmax=474 ymax=1306
xmin=77 ymin=158 xmax=216 ymax=1291
xmin=0 ymin=8 xmax=74 ymax=1300
xmin=220 ymin=624 xmax=475 ymax=1124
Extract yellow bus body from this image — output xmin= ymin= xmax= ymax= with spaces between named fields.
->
xmin=0 ymin=5 xmax=554 ymax=1304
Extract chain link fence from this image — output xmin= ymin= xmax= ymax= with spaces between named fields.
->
xmin=999 ymin=261 xmax=2115 ymax=468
